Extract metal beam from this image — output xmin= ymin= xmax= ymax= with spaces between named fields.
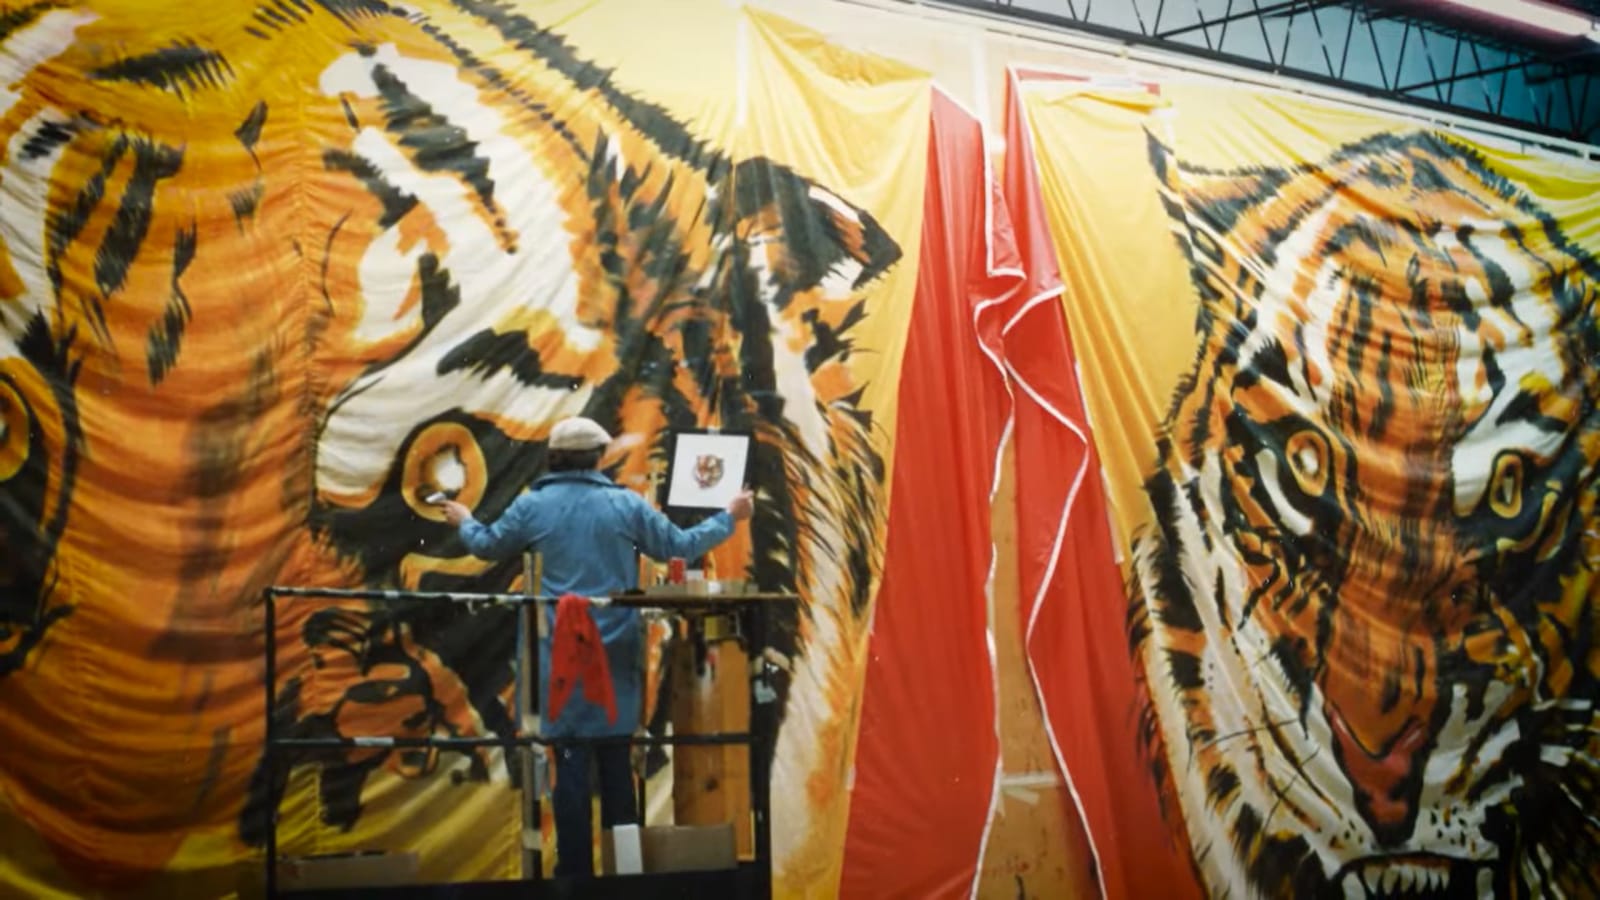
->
xmin=1396 ymin=56 xmax=1541 ymax=94
xmin=1156 ymin=0 xmax=1306 ymax=39
xmin=931 ymin=0 xmax=1599 ymax=146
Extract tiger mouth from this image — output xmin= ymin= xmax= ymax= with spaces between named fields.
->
xmin=1332 ymin=855 xmax=1491 ymax=898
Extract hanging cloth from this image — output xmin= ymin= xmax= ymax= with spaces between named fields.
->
xmin=546 ymin=594 xmax=618 ymax=725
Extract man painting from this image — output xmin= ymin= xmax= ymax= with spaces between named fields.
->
xmin=441 ymin=416 xmax=753 ymax=877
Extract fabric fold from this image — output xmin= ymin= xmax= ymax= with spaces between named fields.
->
xmin=841 ymin=86 xmax=1020 ymax=900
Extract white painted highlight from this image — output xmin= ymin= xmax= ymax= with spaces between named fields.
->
xmin=313 ymin=46 xmax=593 ymax=502
xmin=0 ymin=10 xmax=94 ymax=120
xmin=0 ymin=111 xmax=72 ymax=360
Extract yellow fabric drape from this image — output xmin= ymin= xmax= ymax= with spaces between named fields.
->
xmin=1022 ymin=77 xmax=1600 ymax=898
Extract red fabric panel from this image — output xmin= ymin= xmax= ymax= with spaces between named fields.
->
xmin=1000 ymin=72 xmax=1202 ymax=900
xmin=548 ymin=594 xmax=616 ymax=725
xmin=840 ymin=90 xmax=1021 ymax=900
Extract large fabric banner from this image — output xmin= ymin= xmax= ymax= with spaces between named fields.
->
xmin=1002 ymin=70 xmax=1201 ymax=900
xmin=1021 ymin=75 xmax=1600 ymax=897
xmin=840 ymin=88 xmax=1019 ymax=899
xmin=0 ymin=2 xmax=925 ymax=896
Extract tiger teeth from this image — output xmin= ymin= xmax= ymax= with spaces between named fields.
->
xmin=1355 ymin=862 xmax=1454 ymax=896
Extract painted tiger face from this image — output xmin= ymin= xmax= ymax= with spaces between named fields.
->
xmin=307 ymin=32 xmax=896 ymax=595
xmin=255 ymin=0 xmax=900 ymax=846
xmin=1132 ymin=131 xmax=1600 ymax=898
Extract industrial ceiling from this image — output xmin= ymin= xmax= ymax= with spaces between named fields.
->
xmin=933 ymin=0 xmax=1600 ymax=147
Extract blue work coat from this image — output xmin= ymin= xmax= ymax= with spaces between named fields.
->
xmin=459 ymin=470 xmax=734 ymax=737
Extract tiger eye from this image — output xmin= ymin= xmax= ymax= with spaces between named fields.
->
xmin=1489 ymin=453 xmax=1523 ymax=518
xmin=0 ymin=382 xmax=29 ymax=482
xmin=1284 ymin=429 xmax=1330 ymax=497
xmin=402 ymin=421 xmax=488 ymax=521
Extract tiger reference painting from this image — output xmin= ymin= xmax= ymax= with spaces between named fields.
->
xmin=1128 ymin=130 xmax=1600 ymax=898
xmin=694 ymin=453 xmax=725 ymax=489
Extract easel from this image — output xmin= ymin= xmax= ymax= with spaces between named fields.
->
xmin=638 ymin=452 xmax=748 ymax=845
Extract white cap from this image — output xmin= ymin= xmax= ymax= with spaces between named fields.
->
xmin=548 ymin=416 xmax=612 ymax=451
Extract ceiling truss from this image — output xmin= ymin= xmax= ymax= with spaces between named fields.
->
xmin=935 ymin=0 xmax=1600 ymax=148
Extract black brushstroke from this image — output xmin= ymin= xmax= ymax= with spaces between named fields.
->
xmin=19 ymin=119 xmax=75 ymax=161
xmin=92 ymin=41 xmax=234 ymax=96
xmin=1207 ymin=764 xmax=1240 ymax=805
xmin=250 ymin=0 xmax=311 ymax=32
xmin=449 ymin=0 xmax=722 ymax=168
xmin=368 ymin=63 xmax=500 ymax=227
xmin=235 ymin=100 xmax=268 ymax=154
xmin=436 ymin=331 xmax=585 ymax=390
xmin=146 ymin=225 xmax=197 ymax=385
xmin=323 ymin=148 xmax=417 ymax=228
xmin=46 ymin=136 xmax=126 ymax=296
xmin=93 ymin=139 xmax=183 ymax=304
xmin=412 ymin=253 xmax=458 ymax=331
xmin=1166 ymin=648 xmax=1204 ymax=691
xmin=0 ymin=2 xmax=54 ymax=42
xmin=1 ymin=316 xmax=84 ymax=675
xmin=228 ymin=182 xmax=263 ymax=226
xmin=314 ymin=0 xmax=398 ymax=26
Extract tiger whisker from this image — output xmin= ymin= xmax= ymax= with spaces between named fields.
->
xmin=1557 ymin=784 xmax=1600 ymax=831
xmin=1264 ymin=743 xmax=1322 ymax=831
xmin=1199 ymin=717 xmax=1301 ymax=750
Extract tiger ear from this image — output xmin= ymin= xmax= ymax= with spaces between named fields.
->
xmin=1144 ymin=129 xmax=1290 ymax=236
xmin=807 ymin=182 xmax=901 ymax=290
xmin=730 ymin=157 xmax=901 ymax=292
xmin=1145 ymin=130 xmax=1295 ymax=330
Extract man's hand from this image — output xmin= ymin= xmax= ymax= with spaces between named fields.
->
xmin=726 ymin=489 xmax=754 ymax=522
xmin=440 ymin=500 xmax=472 ymax=527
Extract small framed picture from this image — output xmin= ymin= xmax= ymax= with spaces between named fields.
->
xmin=663 ymin=430 xmax=750 ymax=510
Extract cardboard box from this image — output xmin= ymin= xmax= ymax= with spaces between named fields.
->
xmin=643 ymin=823 xmax=737 ymax=873
xmin=602 ymin=823 xmax=737 ymax=875
xmin=277 ymin=852 xmax=420 ymax=890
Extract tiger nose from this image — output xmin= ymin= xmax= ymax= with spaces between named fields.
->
xmin=1324 ymin=702 xmax=1429 ymax=846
